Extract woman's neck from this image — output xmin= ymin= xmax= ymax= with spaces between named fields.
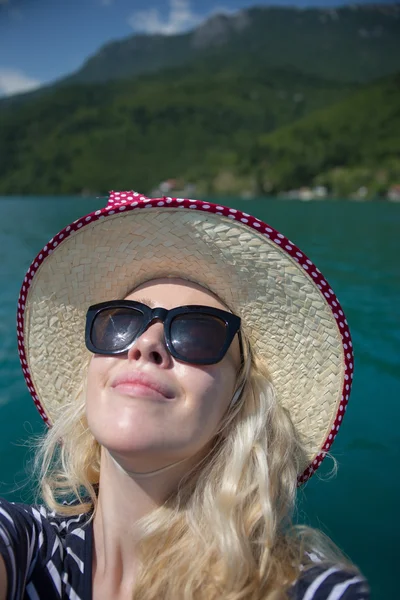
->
xmin=91 ymin=447 xmax=200 ymax=597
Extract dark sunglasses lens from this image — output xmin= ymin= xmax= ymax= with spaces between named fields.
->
xmin=91 ymin=308 xmax=144 ymax=352
xmin=171 ymin=314 xmax=228 ymax=362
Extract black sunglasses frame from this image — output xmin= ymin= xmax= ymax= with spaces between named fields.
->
xmin=85 ymin=300 xmax=242 ymax=366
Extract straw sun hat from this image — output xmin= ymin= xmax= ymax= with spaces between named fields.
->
xmin=17 ymin=191 xmax=353 ymax=484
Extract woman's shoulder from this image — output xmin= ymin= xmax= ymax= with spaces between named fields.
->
xmin=0 ymin=496 xmax=91 ymax=539
xmin=0 ymin=497 xmax=93 ymax=600
xmin=289 ymin=561 xmax=370 ymax=599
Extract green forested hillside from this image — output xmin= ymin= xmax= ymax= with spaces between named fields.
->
xmin=0 ymin=65 xmax=356 ymax=195
xmin=0 ymin=3 xmax=399 ymax=198
xmin=251 ymin=73 xmax=400 ymax=196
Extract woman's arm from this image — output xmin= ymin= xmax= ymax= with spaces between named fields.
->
xmin=0 ymin=499 xmax=43 ymax=599
xmin=0 ymin=554 xmax=7 ymax=600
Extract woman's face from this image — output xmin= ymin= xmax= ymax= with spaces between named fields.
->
xmin=85 ymin=278 xmax=241 ymax=472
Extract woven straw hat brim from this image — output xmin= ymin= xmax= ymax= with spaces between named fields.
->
xmin=17 ymin=193 xmax=354 ymax=484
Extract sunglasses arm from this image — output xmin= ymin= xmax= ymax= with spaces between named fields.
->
xmin=229 ymin=353 xmax=251 ymax=408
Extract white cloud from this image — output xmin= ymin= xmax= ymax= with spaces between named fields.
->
xmin=128 ymin=0 xmax=203 ymax=35
xmin=0 ymin=68 xmax=41 ymax=97
xmin=101 ymin=0 xmax=113 ymax=5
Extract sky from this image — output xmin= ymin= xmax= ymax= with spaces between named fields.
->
xmin=0 ymin=0 xmax=397 ymax=96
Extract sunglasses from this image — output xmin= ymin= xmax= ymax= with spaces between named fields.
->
xmin=85 ymin=300 xmax=242 ymax=366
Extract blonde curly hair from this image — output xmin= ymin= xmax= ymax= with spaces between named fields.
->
xmin=34 ymin=338 xmax=353 ymax=600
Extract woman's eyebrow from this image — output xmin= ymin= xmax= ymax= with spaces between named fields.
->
xmin=135 ymin=297 xmax=156 ymax=308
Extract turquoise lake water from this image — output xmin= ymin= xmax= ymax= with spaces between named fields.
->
xmin=0 ymin=196 xmax=398 ymax=598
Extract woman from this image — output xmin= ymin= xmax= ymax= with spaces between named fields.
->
xmin=0 ymin=191 xmax=368 ymax=599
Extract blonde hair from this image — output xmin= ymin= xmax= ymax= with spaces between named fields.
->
xmin=34 ymin=341 xmax=354 ymax=599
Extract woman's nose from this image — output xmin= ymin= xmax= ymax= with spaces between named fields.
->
xmin=126 ymin=322 xmax=171 ymax=367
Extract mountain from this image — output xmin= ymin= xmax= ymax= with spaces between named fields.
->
xmin=1 ymin=2 xmax=400 ymax=112
xmin=0 ymin=4 xmax=399 ymax=197
xmin=63 ymin=4 xmax=400 ymax=86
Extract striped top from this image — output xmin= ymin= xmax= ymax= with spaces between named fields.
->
xmin=0 ymin=498 xmax=369 ymax=599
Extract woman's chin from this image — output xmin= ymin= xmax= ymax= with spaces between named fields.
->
xmin=102 ymin=445 xmax=187 ymax=476
xmin=96 ymin=432 xmax=162 ymax=455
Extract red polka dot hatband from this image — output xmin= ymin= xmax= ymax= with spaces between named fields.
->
xmin=17 ymin=192 xmax=353 ymax=485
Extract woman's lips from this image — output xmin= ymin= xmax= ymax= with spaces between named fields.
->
xmin=110 ymin=371 xmax=175 ymax=400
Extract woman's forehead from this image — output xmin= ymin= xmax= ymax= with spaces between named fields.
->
xmin=126 ymin=278 xmax=232 ymax=312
